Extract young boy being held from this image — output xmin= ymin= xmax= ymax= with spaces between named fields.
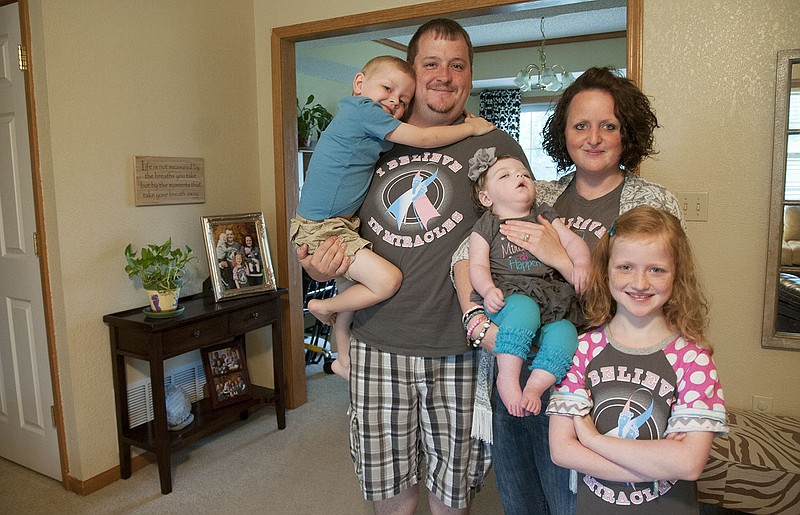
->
xmin=290 ymin=55 xmax=495 ymax=379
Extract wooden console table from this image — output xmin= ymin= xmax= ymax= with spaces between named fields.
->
xmin=103 ymin=289 xmax=288 ymax=494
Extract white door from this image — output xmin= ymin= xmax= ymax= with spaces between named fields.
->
xmin=0 ymin=2 xmax=60 ymax=480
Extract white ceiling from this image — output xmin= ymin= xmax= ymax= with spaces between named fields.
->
xmin=296 ymin=0 xmax=626 ymax=86
xmin=299 ymin=0 xmax=625 ymax=49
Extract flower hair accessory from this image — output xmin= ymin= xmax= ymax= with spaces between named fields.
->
xmin=468 ymin=147 xmax=497 ymax=181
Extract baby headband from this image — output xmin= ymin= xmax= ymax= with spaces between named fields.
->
xmin=468 ymin=147 xmax=497 ymax=182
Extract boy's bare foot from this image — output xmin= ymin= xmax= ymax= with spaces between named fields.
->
xmin=331 ymin=358 xmax=350 ymax=380
xmin=308 ymin=299 xmax=336 ymax=326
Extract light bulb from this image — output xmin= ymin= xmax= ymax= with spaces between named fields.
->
xmin=514 ymin=70 xmax=530 ymax=90
xmin=540 ymin=68 xmax=556 ymax=87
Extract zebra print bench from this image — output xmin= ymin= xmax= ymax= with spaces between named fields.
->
xmin=698 ymin=407 xmax=800 ymax=514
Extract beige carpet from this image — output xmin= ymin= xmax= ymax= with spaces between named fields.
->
xmin=0 ymin=362 xmax=502 ymax=514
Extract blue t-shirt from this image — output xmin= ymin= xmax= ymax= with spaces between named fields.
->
xmin=297 ymin=96 xmax=402 ymax=220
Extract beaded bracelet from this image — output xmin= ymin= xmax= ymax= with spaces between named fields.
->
xmin=469 ymin=319 xmax=492 ymax=348
xmin=463 ymin=311 xmax=483 ymax=332
xmin=461 ymin=305 xmax=485 ymax=329
xmin=465 ymin=316 xmax=483 ymax=340
xmin=461 ymin=305 xmax=484 ymax=327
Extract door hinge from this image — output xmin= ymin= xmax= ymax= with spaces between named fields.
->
xmin=18 ymin=44 xmax=28 ymax=71
xmin=33 ymin=231 xmax=39 ymax=256
xmin=50 ymin=406 xmax=56 ymax=428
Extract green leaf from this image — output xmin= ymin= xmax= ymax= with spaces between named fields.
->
xmin=123 ymin=238 xmax=194 ymax=291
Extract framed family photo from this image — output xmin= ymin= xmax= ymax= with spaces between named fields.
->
xmin=201 ymin=212 xmax=276 ymax=302
xmin=201 ymin=341 xmax=253 ymax=409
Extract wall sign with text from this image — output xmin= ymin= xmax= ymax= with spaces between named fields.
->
xmin=133 ymin=155 xmax=205 ymax=206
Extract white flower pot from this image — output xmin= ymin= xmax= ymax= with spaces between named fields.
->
xmin=145 ymin=287 xmax=181 ymax=312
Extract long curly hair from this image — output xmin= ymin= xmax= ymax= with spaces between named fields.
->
xmin=542 ymin=67 xmax=659 ymax=175
xmin=583 ymin=206 xmax=712 ymax=351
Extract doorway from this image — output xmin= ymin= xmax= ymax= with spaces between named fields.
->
xmin=271 ymin=0 xmax=643 ymax=408
xmin=0 ymin=0 xmax=64 ymax=482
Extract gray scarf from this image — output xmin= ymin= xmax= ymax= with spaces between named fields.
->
xmin=471 ymin=348 xmax=495 ymax=443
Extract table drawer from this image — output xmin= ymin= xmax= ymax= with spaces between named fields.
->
xmin=161 ymin=317 xmax=226 ymax=356
xmin=228 ymin=302 xmax=278 ymax=334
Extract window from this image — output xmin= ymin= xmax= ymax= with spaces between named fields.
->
xmin=518 ymin=102 xmax=559 ymax=181
xmin=785 ymin=89 xmax=800 ymax=201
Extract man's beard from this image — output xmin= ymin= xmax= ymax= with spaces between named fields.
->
xmin=419 ymin=82 xmax=460 ymax=114
xmin=426 ymin=99 xmax=457 ymax=114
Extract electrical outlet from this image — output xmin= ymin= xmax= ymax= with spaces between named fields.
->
xmin=677 ymin=192 xmax=708 ymax=222
xmin=752 ymin=395 xmax=773 ymax=414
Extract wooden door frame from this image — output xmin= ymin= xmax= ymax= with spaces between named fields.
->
xmin=0 ymin=0 xmax=68 ymax=484
xmin=271 ymin=0 xmax=643 ymax=408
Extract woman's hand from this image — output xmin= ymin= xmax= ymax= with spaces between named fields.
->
xmin=296 ymin=236 xmax=349 ymax=281
xmin=499 ymin=216 xmax=571 ymax=271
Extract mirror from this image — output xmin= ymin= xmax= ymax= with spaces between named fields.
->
xmin=763 ymin=49 xmax=800 ymax=350
xmin=271 ymin=0 xmax=644 ymax=405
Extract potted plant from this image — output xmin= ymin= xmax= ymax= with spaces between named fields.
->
xmin=297 ymin=94 xmax=333 ymax=148
xmin=124 ymin=238 xmax=193 ymax=313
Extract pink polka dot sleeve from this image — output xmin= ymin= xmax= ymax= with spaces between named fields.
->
xmin=663 ymin=337 xmax=728 ymax=435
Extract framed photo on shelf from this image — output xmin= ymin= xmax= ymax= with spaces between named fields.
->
xmin=201 ymin=341 xmax=253 ymax=409
xmin=201 ymin=212 xmax=276 ymax=302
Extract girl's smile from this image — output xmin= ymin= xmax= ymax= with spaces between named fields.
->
xmin=608 ymin=235 xmax=674 ymax=322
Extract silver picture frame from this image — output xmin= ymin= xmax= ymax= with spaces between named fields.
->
xmin=201 ymin=212 xmax=276 ymax=301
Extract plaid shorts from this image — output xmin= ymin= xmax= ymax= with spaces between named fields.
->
xmin=347 ymin=338 xmax=491 ymax=509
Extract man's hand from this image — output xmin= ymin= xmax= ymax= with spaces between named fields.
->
xmin=296 ymin=236 xmax=349 ymax=281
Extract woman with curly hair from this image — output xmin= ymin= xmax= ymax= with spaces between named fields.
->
xmin=453 ymin=67 xmax=687 ymax=514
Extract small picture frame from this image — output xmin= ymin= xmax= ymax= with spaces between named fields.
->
xmin=201 ymin=212 xmax=276 ymax=302
xmin=202 ymin=341 xmax=253 ymax=409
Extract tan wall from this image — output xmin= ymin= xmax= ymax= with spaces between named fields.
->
xmin=641 ymin=0 xmax=800 ymax=416
xmin=30 ymin=0 xmax=260 ymax=480
xmin=25 ymin=0 xmax=800 ymax=485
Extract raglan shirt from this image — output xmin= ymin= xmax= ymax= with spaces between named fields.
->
xmin=546 ymin=326 xmax=728 ymax=514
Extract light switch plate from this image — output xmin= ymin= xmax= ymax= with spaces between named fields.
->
xmin=677 ymin=192 xmax=708 ymax=222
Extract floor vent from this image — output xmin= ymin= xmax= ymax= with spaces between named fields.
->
xmin=127 ymin=361 xmax=207 ymax=428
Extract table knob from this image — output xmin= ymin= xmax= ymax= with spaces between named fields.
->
xmin=193 ymin=330 xmax=201 ymax=338
xmin=252 ymin=311 xmax=260 ymax=320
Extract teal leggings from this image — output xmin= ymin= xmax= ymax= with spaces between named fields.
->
xmin=487 ymin=293 xmax=578 ymax=382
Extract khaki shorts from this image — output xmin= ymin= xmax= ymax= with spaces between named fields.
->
xmin=289 ymin=214 xmax=372 ymax=280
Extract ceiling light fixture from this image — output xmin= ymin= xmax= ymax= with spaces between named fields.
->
xmin=514 ymin=17 xmax=574 ymax=93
